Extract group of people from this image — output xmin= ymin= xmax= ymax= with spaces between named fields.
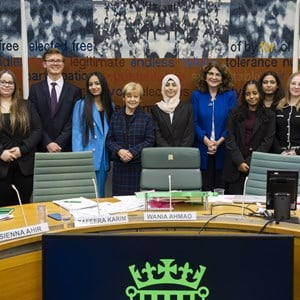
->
xmin=0 ymin=48 xmax=299 ymax=207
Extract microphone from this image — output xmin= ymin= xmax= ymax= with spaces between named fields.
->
xmin=92 ymin=178 xmax=101 ymax=217
xmin=168 ymin=174 xmax=172 ymax=212
xmin=11 ymin=184 xmax=28 ymax=227
xmin=241 ymin=176 xmax=249 ymax=218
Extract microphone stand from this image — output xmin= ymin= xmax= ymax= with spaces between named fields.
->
xmin=92 ymin=178 xmax=101 ymax=217
xmin=11 ymin=184 xmax=28 ymax=227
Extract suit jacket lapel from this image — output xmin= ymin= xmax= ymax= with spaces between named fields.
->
xmin=92 ymin=104 xmax=104 ymax=135
xmin=171 ymin=102 xmax=182 ymax=130
xmin=238 ymin=121 xmax=246 ymax=147
xmin=252 ymin=117 xmax=261 ymax=137
xmin=42 ymin=80 xmax=52 ymax=111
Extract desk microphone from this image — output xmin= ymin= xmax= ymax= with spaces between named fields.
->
xmin=168 ymin=175 xmax=172 ymax=212
xmin=241 ymin=176 xmax=249 ymax=218
xmin=11 ymin=184 xmax=28 ymax=227
xmin=92 ymin=178 xmax=101 ymax=217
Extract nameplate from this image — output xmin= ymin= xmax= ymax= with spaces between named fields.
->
xmin=144 ymin=211 xmax=197 ymax=221
xmin=74 ymin=214 xmax=129 ymax=228
xmin=0 ymin=223 xmax=49 ymax=242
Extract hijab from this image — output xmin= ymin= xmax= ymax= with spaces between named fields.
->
xmin=156 ymin=74 xmax=181 ymax=113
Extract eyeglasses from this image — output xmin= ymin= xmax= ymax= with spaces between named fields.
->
xmin=0 ymin=80 xmax=15 ymax=87
xmin=44 ymin=59 xmax=64 ymax=64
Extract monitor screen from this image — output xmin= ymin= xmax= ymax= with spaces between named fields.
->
xmin=266 ymin=170 xmax=299 ymax=210
xmin=42 ymin=234 xmax=293 ymax=300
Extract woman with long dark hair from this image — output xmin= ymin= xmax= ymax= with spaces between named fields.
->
xmin=72 ymin=71 xmax=114 ymax=197
xmin=258 ymin=70 xmax=284 ymax=110
xmin=0 ymin=69 xmax=42 ymax=205
xmin=223 ymin=80 xmax=275 ymax=194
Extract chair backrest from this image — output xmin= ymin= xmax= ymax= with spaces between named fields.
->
xmin=32 ymin=151 xmax=96 ymax=202
xmin=140 ymin=147 xmax=202 ymax=191
xmin=246 ymin=151 xmax=300 ymax=195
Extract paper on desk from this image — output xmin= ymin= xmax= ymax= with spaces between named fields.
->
xmin=208 ymin=195 xmax=266 ymax=204
xmin=0 ymin=214 xmax=14 ymax=221
xmin=53 ymin=197 xmax=97 ymax=211
xmin=71 ymin=199 xmax=144 ymax=219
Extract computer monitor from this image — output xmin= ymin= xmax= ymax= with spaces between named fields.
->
xmin=43 ymin=234 xmax=294 ymax=300
xmin=266 ymin=170 xmax=298 ymax=210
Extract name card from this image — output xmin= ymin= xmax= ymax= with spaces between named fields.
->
xmin=0 ymin=223 xmax=49 ymax=242
xmin=74 ymin=214 xmax=129 ymax=228
xmin=144 ymin=211 xmax=197 ymax=221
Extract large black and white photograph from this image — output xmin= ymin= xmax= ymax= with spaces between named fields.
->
xmin=93 ymin=0 xmax=230 ymax=59
xmin=0 ymin=1 xmax=21 ymax=57
xmin=228 ymin=0 xmax=296 ymax=58
xmin=26 ymin=0 xmax=94 ymax=57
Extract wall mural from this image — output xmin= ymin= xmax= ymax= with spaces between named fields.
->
xmin=0 ymin=0 xmax=297 ymax=105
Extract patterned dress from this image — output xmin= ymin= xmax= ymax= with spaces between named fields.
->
xmin=106 ymin=107 xmax=154 ymax=196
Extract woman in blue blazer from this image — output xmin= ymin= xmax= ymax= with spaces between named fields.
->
xmin=72 ymin=72 xmax=114 ymax=197
xmin=192 ymin=61 xmax=237 ymax=191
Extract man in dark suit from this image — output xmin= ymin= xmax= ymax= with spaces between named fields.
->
xmin=28 ymin=48 xmax=82 ymax=152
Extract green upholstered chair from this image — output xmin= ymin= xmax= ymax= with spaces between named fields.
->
xmin=140 ymin=147 xmax=202 ymax=191
xmin=32 ymin=151 xmax=96 ymax=202
xmin=246 ymin=151 xmax=300 ymax=195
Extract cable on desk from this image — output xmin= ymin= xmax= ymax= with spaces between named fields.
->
xmin=210 ymin=203 xmax=256 ymax=215
xmin=258 ymin=218 xmax=275 ymax=234
xmin=198 ymin=212 xmax=244 ymax=234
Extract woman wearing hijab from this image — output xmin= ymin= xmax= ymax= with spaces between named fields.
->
xmin=151 ymin=74 xmax=194 ymax=146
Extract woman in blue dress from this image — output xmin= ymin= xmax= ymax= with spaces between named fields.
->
xmin=72 ymin=72 xmax=114 ymax=197
xmin=191 ymin=61 xmax=237 ymax=191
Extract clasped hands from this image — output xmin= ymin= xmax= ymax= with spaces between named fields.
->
xmin=118 ymin=149 xmax=133 ymax=163
xmin=281 ymin=149 xmax=296 ymax=156
xmin=206 ymin=140 xmax=218 ymax=155
xmin=1 ymin=147 xmax=21 ymax=162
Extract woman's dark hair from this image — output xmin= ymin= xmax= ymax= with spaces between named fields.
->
xmin=195 ymin=61 xmax=233 ymax=93
xmin=239 ymin=79 xmax=263 ymax=108
xmin=258 ymin=70 xmax=284 ymax=104
xmin=82 ymin=71 xmax=113 ymax=146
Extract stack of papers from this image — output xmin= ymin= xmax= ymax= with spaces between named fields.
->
xmin=71 ymin=200 xmax=144 ymax=219
xmin=53 ymin=197 xmax=97 ymax=211
xmin=207 ymin=195 xmax=266 ymax=204
xmin=53 ymin=196 xmax=144 ymax=219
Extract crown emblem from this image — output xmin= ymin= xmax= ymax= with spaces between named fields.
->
xmin=128 ymin=259 xmax=206 ymax=289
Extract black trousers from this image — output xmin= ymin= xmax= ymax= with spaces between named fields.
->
xmin=0 ymin=161 xmax=33 ymax=206
xmin=225 ymin=172 xmax=247 ymax=195
xmin=201 ymin=155 xmax=224 ymax=192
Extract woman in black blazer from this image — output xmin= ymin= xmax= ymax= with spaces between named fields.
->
xmin=223 ymin=80 xmax=275 ymax=194
xmin=151 ymin=74 xmax=194 ymax=147
xmin=0 ymin=70 xmax=42 ymax=206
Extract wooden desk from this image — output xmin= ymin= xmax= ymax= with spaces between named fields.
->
xmin=0 ymin=200 xmax=300 ymax=300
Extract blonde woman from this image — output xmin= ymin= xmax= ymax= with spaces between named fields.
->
xmin=106 ymin=82 xmax=154 ymax=196
xmin=273 ymin=71 xmax=300 ymax=155
xmin=0 ymin=70 xmax=42 ymax=205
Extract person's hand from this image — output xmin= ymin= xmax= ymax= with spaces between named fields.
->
xmin=10 ymin=147 xmax=21 ymax=159
xmin=207 ymin=140 xmax=217 ymax=155
xmin=117 ymin=149 xmax=133 ymax=163
xmin=0 ymin=149 xmax=17 ymax=162
xmin=238 ymin=162 xmax=249 ymax=173
xmin=46 ymin=142 xmax=62 ymax=153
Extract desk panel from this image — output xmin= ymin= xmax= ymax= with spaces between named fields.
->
xmin=0 ymin=200 xmax=299 ymax=300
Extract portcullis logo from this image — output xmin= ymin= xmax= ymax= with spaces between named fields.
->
xmin=126 ymin=259 xmax=210 ymax=299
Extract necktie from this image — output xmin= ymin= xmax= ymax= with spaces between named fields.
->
xmin=50 ymin=82 xmax=57 ymax=117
